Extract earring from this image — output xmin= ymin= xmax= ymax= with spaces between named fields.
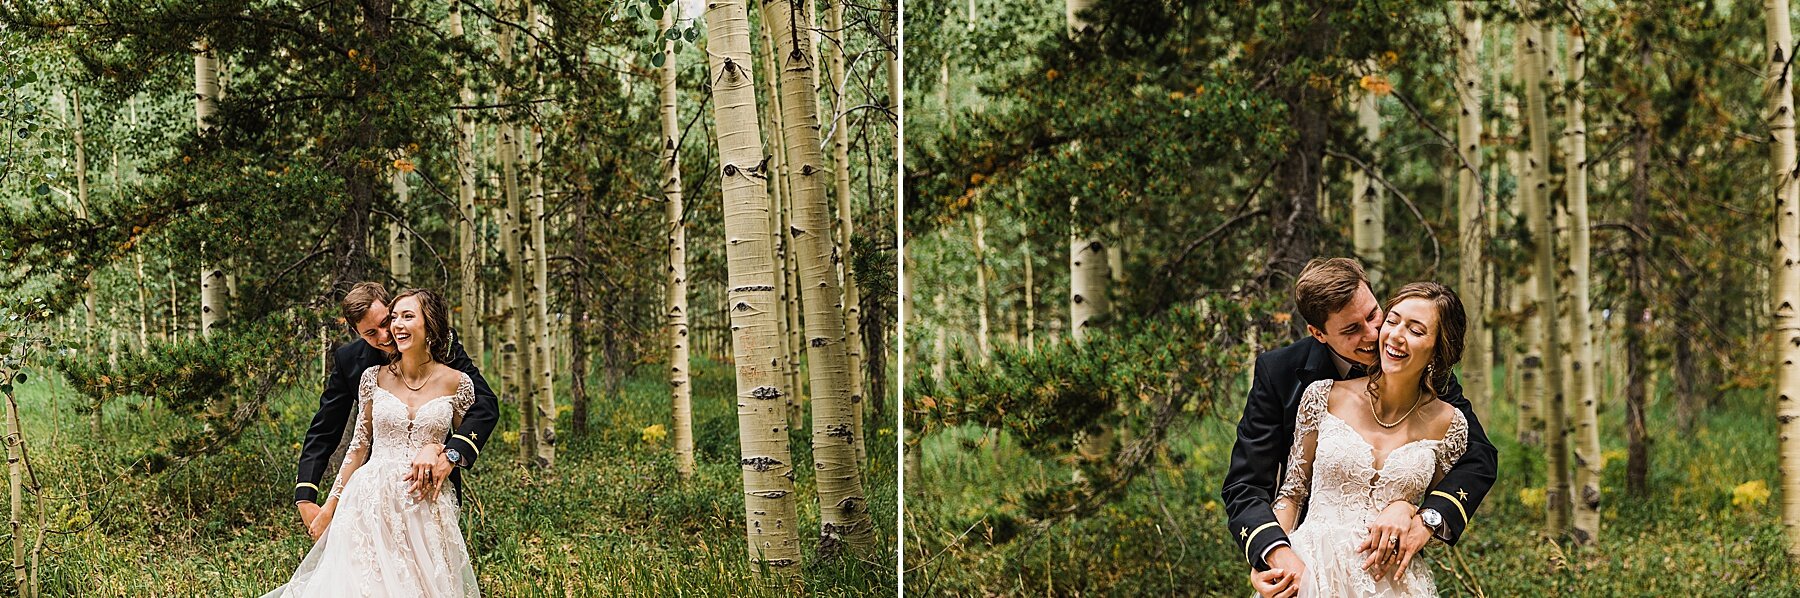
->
xmin=1426 ymin=363 xmax=1436 ymax=383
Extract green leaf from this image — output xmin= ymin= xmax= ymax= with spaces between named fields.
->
xmin=0 ymin=384 xmax=11 ymax=396
xmin=666 ymin=28 xmax=681 ymax=40
xmin=686 ymin=26 xmax=701 ymax=42
xmin=33 ymin=183 xmax=48 ymax=196
xmin=12 ymin=372 xmax=22 ymax=385
xmin=651 ymin=52 xmax=666 ymax=67
xmin=650 ymin=4 xmax=664 ymax=20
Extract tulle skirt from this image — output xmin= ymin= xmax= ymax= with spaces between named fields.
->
xmin=1287 ymin=519 xmax=1437 ymax=598
xmin=264 ymin=458 xmax=479 ymax=598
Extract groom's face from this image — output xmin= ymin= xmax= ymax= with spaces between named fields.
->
xmin=1306 ymin=282 xmax=1382 ymax=367
xmin=352 ymin=300 xmax=396 ymax=354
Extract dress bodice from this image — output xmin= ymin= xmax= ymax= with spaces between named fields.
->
xmin=355 ymin=366 xmax=474 ymax=464
xmin=1276 ymin=379 xmax=1468 ymax=525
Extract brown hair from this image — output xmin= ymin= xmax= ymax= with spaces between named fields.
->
xmin=1367 ymin=281 xmax=1467 ymax=400
xmin=341 ymin=282 xmax=391 ymax=332
xmin=1294 ymin=258 xmax=1369 ymax=329
xmin=388 ymin=288 xmax=452 ymax=363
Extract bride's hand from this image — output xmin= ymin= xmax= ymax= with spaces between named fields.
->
xmin=307 ymin=503 xmax=336 ymax=540
xmin=1360 ymin=500 xmax=1417 ymax=580
xmin=405 ymin=444 xmax=450 ymax=501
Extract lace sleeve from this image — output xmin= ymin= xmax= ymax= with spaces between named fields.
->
xmin=1439 ymin=408 xmax=1470 ymax=477
xmin=328 ymin=367 xmax=378 ymax=502
xmin=1274 ymin=380 xmax=1331 ymax=511
xmin=451 ymin=373 xmax=475 ymax=430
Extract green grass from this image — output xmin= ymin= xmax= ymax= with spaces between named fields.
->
xmin=3 ymin=355 xmax=896 ymax=597
xmin=905 ymin=366 xmax=1800 ymax=596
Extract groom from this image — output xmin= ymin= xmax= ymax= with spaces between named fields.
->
xmin=292 ymin=282 xmax=500 ymax=538
xmin=1222 ymin=258 xmax=1497 ymax=595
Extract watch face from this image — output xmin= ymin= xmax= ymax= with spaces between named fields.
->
xmin=1421 ymin=510 xmax=1442 ymax=526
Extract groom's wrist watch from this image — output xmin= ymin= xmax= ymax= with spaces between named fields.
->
xmin=1419 ymin=508 xmax=1445 ymax=540
xmin=445 ymin=447 xmax=465 ymax=468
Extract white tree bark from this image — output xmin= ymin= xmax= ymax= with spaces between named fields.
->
xmin=659 ymin=11 xmax=695 ymax=480
xmin=1764 ymin=0 xmax=1800 ymax=562
xmin=762 ymin=0 xmax=878 ymax=556
xmin=1564 ymin=16 xmax=1601 ymax=544
xmin=706 ymin=0 xmax=803 ymax=574
xmin=1523 ymin=21 xmax=1570 ymax=536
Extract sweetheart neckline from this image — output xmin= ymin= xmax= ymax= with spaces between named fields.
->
xmin=371 ymin=385 xmax=457 ymax=421
xmin=1320 ymin=410 xmax=1443 ymax=472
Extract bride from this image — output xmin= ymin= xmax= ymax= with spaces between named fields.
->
xmin=1269 ymin=282 xmax=1471 ymax=597
xmin=266 ymin=288 xmax=481 ymax=597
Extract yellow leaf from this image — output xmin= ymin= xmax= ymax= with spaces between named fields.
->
xmin=1359 ymin=75 xmax=1394 ymax=96
xmin=393 ymin=158 xmax=415 ymax=173
xmin=1732 ymin=480 xmax=1770 ymax=508
xmin=640 ymin=424 xmax=667 ymax=444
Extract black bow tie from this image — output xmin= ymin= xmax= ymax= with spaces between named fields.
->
xmin=1347 ymin=363 xmax=1371 ymax=379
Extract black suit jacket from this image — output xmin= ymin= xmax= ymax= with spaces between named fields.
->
xmin=1220 ymin=337 xmax=1497 ymax=570
xmin=293 ymin=331 xmax=499 ymax=503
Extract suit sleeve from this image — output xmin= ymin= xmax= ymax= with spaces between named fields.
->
xmin=295 ymin=345 xmax=359 ymax=503
xmin=1221 ymin=355 xmax=1291 ymax=571
xmin=442 ymin=331 xmax=499 ymax=470
xmin=1421 ymin=373 xmax=1497 ymax=545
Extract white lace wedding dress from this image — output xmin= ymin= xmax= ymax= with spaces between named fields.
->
xmin=265 ymin=367 xmax=481 ymax=598
xmin=1274 ymin=379 xmax=1467 ymax=597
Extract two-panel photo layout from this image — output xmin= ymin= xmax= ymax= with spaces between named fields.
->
xmin=0 ymin=0 xmax=1796 ymax=596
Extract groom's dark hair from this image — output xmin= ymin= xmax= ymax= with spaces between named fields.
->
xmin=342 ymin=281 xmax=392 ymax=330
xmin=1294 ymin=258 xmax=1368 ymax=329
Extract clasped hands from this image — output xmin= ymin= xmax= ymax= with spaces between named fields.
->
xmin=1251 ymin=501 xmax=1430 ymax=598
xmin=296 ymin=444 xmax=454 ymax=540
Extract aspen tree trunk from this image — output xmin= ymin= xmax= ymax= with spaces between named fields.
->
xmin=1564 ymin=17 xmax=1600 ymax=545
xmin=762 ymin=0 xmax=878 ymax=556
xmin=1023 ymin=236 xmax=1036 ymax=347
xmin=1509 ymin=37 xmax=1540 ymax=447
xmin=527 ymin=2 xmax=556 ymax=468
xmin=1066 ymin=2 xmax=1106 ymax=342
xmin=450 ymin=0 xmax=483 ymax=365
xmin=495 ymin=0 xmax=538 ymax=465
xmin=67 ymin=88 xmax=102 ymax=435
xmin=389 ymin=156 xmax=413 ymax=284
xmin=4 ymin=382 xmax=26 ymax=596
xmin=1455 ymin=1 xmax=1487 ymax=409
xmin=824 ymin=0 xmax=867 ymax=468
xmin=1352 ymin=73 xmax=1385 ymax=290
xmin=705 ymin=0 xmax=802 ymax=575
xmin=758 ymin=23 xmax=801 ymax=426
xmin=134 ymin=253 xmax=149 ymax=348
xmin=974 ymin=210 xmax=991 ymax=363
xmin=195 ymin=41 xmax=225 ymax=339
xmin=660 ymin=11 xmax=695 ymax=480
xmin=1764 ymin=0 xmax=1800 ymax=560
xmin=1523 ymin=21 xmax=1569 ymax=536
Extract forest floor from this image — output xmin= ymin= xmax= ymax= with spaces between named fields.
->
xmin=905 ymin=366 xmax=1800 ymax=596
xmin=6 ymin=356 xmax=897 ymax=597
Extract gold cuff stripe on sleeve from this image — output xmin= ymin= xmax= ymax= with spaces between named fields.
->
xmin=1242 ymin=521 xmax=1281 ymax=565
xmin=1430 ymin=490 xmax=1468 ymax=524
xmin=295 ymin=482 xmax=320 ymax=493
xmin=452 ymin=435 xmax=478 ymax=457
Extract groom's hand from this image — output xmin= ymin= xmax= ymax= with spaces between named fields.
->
xmin=296 ymin=501 xmax=321 ymax=537
xmin=1249 ymin=568 xmax=1298 ymax=598
xmin=1361 ymin=500 xmax=1420 ymax=580
xmin=1256 ymin=546 xmax=1305 ymax=598
xmin=404 ymin=443 xmax=452 ymax=500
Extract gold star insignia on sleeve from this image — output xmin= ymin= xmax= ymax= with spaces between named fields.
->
xmin=1240 ymin=526 xmax=1248 ymax=539
xmin=1456 ymin=488 xmax=1468 ymax=501
xmin=470 ymin=433 xmax=479 ymax=440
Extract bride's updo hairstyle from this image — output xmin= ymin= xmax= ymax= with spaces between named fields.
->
xmin=1367 ymin=282 xmax=1467 ymax=400
xmin=388 ymin=288 xmax=453 ymax=363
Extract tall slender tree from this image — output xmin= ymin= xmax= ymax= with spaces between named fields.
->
xmin=1523 ymin=20 xmax=1570 ymax=536
xmin=1454 ymin=0 xmax=1487 ymax=409
xmin=659 ymin=10 xmax=695 ymax=480
xmin=705 ymin=0 xmax=802 ymax=575
xmin=1764 ymin=0 xmax=1800 ymax=561
xmin=1352 ymin=63 xmax=1385 ymax=290
xmin=1564 ymin=15 xmax=1600 ymax=545
xmin=762 ymin=0 xmax=878 ymax=557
